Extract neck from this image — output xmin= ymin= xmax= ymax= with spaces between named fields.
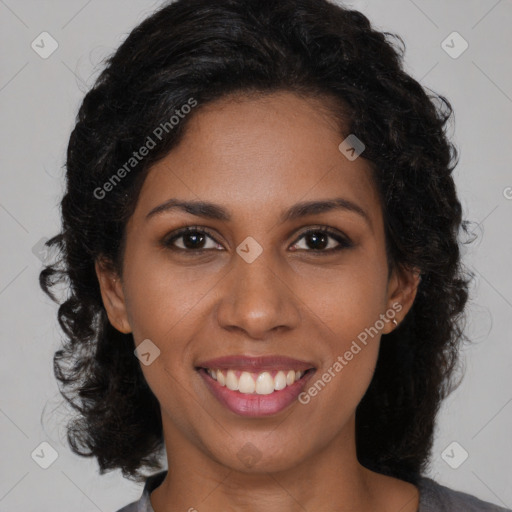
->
xmin=150 ymin=413 xmax=418 ymax=512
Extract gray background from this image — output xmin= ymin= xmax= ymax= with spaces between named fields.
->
xmin=1 ymin=0 xmax=511 ymax=510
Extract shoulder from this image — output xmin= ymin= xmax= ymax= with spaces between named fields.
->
xmin=418 ymin=476 xmax=511 ymax=512
xmin=115 ymin=503 xmax=138 ymax=512
xmin=114 ymin=471 xmax=167 ymax=512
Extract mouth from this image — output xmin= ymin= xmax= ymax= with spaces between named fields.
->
xmin=195 ymin=355 xmax=317 ymax=417
xmin=196 ymin=367 xmax=315 ymax=394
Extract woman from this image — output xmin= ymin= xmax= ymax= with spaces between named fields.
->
xmin=40 ymin=0 xmax=511 ymax=510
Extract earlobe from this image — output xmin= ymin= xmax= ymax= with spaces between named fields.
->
xmin=384 ymin=266 xmax=422 ymax=334
xmin=94 ymin=259 xmax=132 ymax=334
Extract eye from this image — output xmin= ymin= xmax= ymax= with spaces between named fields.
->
xmin=162 ymin=225 xmax=353 ymax=255
xmin=162 ymin=226 xmax=222 ymax=253
xmin=290 ymin=226 xmax=353 ymax=254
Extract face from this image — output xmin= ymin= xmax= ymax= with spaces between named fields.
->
xmin=97 ymin=91 xmax=419 ymax=474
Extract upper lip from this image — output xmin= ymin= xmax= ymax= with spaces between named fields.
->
xmin=196 ymin=355 xmax=316 ymax=372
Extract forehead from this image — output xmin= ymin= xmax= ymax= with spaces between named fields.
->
xmin=135 ymin=91 xmax=381 ymax=224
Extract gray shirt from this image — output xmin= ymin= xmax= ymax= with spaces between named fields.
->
xmin=116 ymin=470 xmax=512 ymax=512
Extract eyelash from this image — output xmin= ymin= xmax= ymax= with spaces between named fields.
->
xmin=162 ymin=225 xmax=353 ymax=255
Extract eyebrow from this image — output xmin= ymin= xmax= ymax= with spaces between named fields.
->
xmin=146 ymin=197 xmax=372 ymax=229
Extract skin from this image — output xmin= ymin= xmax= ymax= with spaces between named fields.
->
xmin=96 ymin=91 xmax=421 ymax=512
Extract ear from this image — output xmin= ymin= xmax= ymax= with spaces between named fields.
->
xmin=95 ymin=258 xmax=132 ymax=334
xmin=382 ymin=265 xmax=422 ymax=335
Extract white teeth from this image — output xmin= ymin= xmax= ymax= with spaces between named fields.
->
xmin=205 ymin=368 xmax=307 ymax=395
xmin=274 ymin=370 xmax=287 ymax=390
xmin=238 ymin=372 xmax=255 ymax=393
xmin=255 ymin=372 xmax=274 ymax=395
xmin=225 ymin=369 xmax=239 ymax=391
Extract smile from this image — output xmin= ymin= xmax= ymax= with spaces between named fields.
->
xmin=197 ymin=367 xmax=315 ymax=417
xmin=203 ymin=368 xmax=308 ymax=395
xmin=195 ymin=355 xmax=316 ymax=417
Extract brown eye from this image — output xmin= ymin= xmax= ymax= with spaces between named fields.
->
xmin=163 ymin=227 xmax=222 ymax=252
xmin=290 ymin=227 xmax=353 ymax=254
xmin=162 ymin=225 xmax=352 ymax=255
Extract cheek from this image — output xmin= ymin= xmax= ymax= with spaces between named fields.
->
xmin=120 ymin=247 xmax=223 ymax=396
xmin=121 ymin=264 xmax=202 ymax=419
xmin=299 ymin=257 xmax=390 ymax=337
xmin=122 ymin=247 xmax=216 ymax=341
xmin=297 ymin=253 xmax=389 ymax=396
xmin=297 ymin=272 xmax=386 ymax=433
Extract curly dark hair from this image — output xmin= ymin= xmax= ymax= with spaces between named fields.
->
xmin=40 ymin=0 xmax=473 ymax=484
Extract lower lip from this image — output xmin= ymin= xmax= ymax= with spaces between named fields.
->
xmin=198 ymin=368 xmax=315 ymax=417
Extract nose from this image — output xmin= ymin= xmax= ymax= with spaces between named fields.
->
xmin=215 ymin=249 xmax=302 ymax=340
